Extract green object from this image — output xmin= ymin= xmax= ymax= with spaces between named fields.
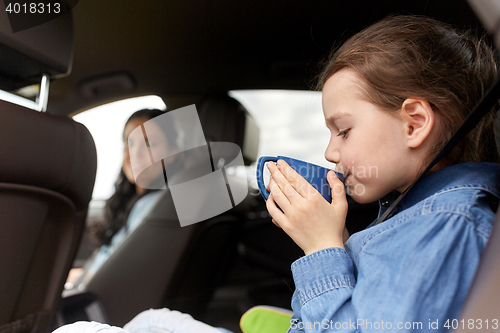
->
xmin=240 ymin=306 xmax=293 ymax=333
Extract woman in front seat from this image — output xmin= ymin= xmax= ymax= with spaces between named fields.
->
xmin=67 ymin=108 xmax=182 ymax=287
xmin=100 ymin=108 xmax=180 ymax=246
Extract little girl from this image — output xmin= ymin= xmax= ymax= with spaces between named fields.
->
xmin=54 ymin=14 xmax=500 ymax=333
xmin=266 ymin=15 xmax=500 ymax=332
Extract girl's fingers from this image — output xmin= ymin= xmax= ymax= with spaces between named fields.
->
xmin=266 ymin=192 xmax=286 ymax=222
xmin=328 ymin=171 xmax=348 ymax=211
xmin=273 ymin=160 xmax=325 ymax=201
xmin=267 ymin=161 xmax=308 ymax=202
xmin=268 ymin=178 xmax=291 ymax=210
xmin=266 ymin=174 xmax=272 ymax=192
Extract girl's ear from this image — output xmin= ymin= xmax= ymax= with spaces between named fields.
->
xmin=400 ymin=98 xmax=435 ymax=148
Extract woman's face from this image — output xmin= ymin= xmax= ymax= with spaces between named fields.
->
xmin=122 ymin=117 xmax=171 ymax=188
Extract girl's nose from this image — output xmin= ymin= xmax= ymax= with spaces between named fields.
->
xmin=325 ymin=142 xmax=340 ymax=164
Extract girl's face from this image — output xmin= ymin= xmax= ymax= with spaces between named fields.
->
xmin=122 ymin=117 xmax=170 ymax=187
xmin=322 ymin=69 xmax=418 ymax=203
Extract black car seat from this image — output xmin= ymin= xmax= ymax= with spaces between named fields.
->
xmin=67 ymin=95 xmax=259 ymax=326
xmin=0 ymin=101 xmax=97 ymax=333
xmin=0 ymin=9 xmax=97 ymax=333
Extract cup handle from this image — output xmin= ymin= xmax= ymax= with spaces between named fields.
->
xmin=256 ymin=156 xmax=278 ymax=200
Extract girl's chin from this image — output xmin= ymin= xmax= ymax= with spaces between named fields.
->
xmin=350 ymin=195 xmax=373 ymax=204
xmin=346 ymin=185 xmax=377 ymax=204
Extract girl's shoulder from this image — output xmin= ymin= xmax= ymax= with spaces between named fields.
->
xmin=398 ymin=162 xmax=499 ymax=229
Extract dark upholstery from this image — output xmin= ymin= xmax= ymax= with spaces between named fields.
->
xmin=198 ymin=94 xmax=259 ymax=165
xmin=0 ymin=100 xmax=97 ymax=333
xmin=198 ymin=95 xmax=246 ymax=147
xmin=0 ymin=103 xmax=96 ymax=210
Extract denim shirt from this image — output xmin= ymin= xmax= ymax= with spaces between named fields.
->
xmin=288 ymin=162 xmax=500 ymax=332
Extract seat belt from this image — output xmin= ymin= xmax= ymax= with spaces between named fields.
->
xmin=374 ymin=78 xmax=500 ymax=225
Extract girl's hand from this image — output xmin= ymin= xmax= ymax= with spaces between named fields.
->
xmin=265 ymin=160 xmax=348 ymax=255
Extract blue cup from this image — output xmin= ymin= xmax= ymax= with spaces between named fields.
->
xmin=256 ymin=156 xmax=346 ymax=203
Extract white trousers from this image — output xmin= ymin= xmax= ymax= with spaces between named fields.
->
xmin=53 ymin=308 xmax=232 ymax=333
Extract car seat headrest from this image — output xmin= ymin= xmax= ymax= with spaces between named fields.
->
xmin=198 ymin=94 xmax=259 ymax=165
xmin=0 ymin=8 xmax=73 ymax=91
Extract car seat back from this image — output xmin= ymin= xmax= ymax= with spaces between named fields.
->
xmin=456 ymin=205 xmax=500 ymax=331
xmin=0 ymin=101 xmax=97 ymax=333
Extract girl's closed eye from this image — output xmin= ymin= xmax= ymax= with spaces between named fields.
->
xmin=337 ymin=129 xmax=350 ymax=139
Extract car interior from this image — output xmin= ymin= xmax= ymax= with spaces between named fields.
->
xmin=0 ymin=1 xmax=499 ymax=333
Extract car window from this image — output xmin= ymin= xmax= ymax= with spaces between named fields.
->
xmin=229 ymin=90 xmax=331 ymax=190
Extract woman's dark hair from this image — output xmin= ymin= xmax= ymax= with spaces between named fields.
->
xmin=317 ymin=15 xmax=500 ymax=169
xmin=99 ymin=108 xmax=177 ymax=245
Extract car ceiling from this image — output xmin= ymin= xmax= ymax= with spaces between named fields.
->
xmin=48 ymin=0 xmax=484 ymax=116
